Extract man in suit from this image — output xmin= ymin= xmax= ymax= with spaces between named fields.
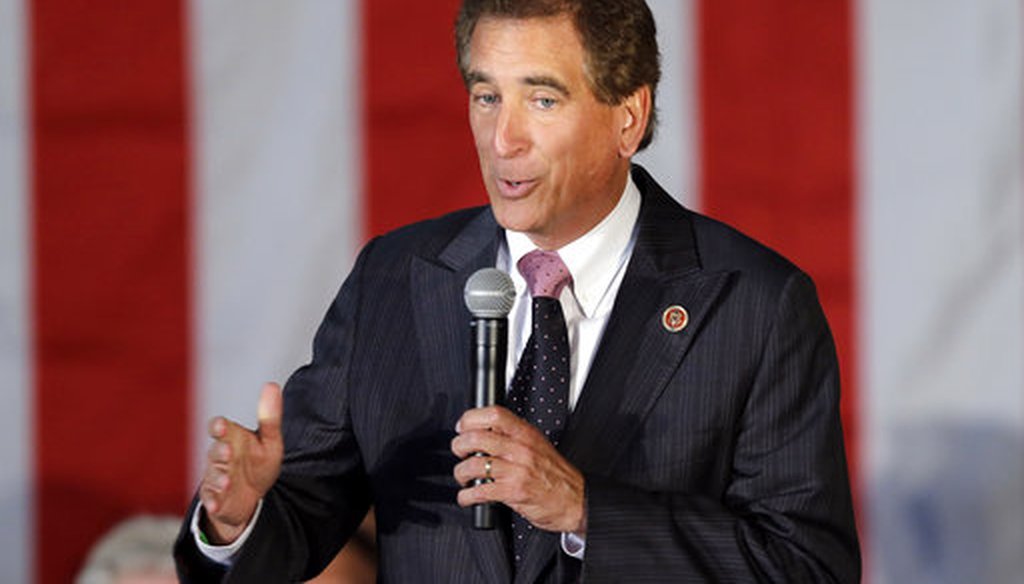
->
xmin=175 ymin=0 xmax=860 ymax=581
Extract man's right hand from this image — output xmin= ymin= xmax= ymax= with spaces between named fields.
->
xmin=199 ymin=382 xmax=284 ymax=544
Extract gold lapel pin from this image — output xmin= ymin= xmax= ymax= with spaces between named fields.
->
xmin=662 ymin=305 xmax=689 ymax=333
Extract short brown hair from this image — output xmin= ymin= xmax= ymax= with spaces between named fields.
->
xmin=455 ymin=0 xmax=661 ymax=151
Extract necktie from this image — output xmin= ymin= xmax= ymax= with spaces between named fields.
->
xmin=506 ymin=249 xmax=572 ymax=566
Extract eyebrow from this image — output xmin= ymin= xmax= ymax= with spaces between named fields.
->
xmin=523 ymin=75 xmax=571 ymax=97
xmin=465 ymin=71 xmax=571 ymax=97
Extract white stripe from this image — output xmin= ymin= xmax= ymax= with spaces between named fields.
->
xmin=635 ymin=0 xmax=700 ymax=208
xmin=189 ymin=0 xmax=362 ymax=480
xmin=0 ymin=0 xmax=32 ymax=580
xmin=859 ymin=0 xmax=1024 ymax=581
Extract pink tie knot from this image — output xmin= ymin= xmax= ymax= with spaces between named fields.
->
xmin=517 ymin=250 xmax=572 ymax=299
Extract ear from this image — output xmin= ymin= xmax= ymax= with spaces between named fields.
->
xmin=617 ymin=85 xmax=652 ymax=158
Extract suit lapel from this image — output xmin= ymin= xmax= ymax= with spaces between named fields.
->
xmin=409 ymin=208 xmax=514 ymax=583
xmin=561 ymin=166 xmax=732 ymax=476
xmin=559 ymin=267 xmax=730 ymax=475
xmin=410 ymin=213 xmax=498 ymax=415
xmin=415 ymin=168 xmax=732 ymax=583
xmin=515 ymin=167 xmax=733 ymax=583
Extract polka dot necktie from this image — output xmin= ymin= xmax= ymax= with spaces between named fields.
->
xmin=507 ymin=249 xmax=572 ymax=567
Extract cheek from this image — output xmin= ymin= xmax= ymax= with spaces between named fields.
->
xmin=469 ymin=114 xmax=494 ymax=148
xmin=545 ymin=118 xmax=604 ymax=163
xmin=471 ymin=132 xmax=495 ymax=173
xmin=573 ymin=127 xmax=622 ymax=178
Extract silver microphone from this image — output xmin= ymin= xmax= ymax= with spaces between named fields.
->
xmin=463 ymin=268 xmax=515 ymax=529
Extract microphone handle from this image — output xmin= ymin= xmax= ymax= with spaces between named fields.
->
xmin=470 ymin=318 xmax=507 ymax=529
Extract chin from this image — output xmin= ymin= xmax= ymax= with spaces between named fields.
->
xmin=490 ymin=204 xmax=537 ymax=235
xmin=491 ymin=209 xmax=528 ymax=233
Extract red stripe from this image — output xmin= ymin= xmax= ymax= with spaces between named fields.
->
xmin=697 ymin=0 xmax=860 ymax=492
xmin=363 ymin=0 xmax=483 ymax=238
xmin=30 ymin=1 xmax=192 ymax=582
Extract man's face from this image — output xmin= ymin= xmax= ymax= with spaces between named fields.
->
xmin=466 ymin=15 xmax=636 ymax=250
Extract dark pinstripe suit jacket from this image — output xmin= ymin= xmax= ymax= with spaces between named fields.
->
xmin=175 ymin=166 xmax=860 ymax=583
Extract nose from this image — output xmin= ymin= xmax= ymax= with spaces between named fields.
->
xmin=493 ymin=103 xmax=529 ymax=158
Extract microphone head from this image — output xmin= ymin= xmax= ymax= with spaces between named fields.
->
xmin=464 ymin=268 xmax=516 ymax=318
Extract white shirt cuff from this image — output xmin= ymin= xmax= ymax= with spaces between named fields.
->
xmin=191 ymin=499 xmax=264 ymax=565
xmin=560 ymin=531 xmax=586 ymax=559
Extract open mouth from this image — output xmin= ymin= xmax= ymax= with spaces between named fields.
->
xmin=496 ymin=178 xmax=537 ymax=198
xmin=499 ymin=177 xmax=536 ymax=189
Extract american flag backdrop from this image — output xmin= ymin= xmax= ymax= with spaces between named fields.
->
xmin=1 ymin=0 xmax=1022 ymax=582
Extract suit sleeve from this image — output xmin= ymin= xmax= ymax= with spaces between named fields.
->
xmin=175 ymin=240 xmax=377 ymax=583
xmin=581 ymin=272 xmax=860 ymax=583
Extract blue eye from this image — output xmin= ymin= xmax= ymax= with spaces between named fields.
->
xmin=536 ymin=97 xmax=557 ymax=109
xmin=475 ymin=93 xmax=499 ymax=106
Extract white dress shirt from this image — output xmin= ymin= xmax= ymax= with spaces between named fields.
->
xmin=194 ymin=175 xmax=641 ymax=565
xmin=501 ymin=177 xmax=640 ymax=411
xmin=503 ymin=177 xmax=640 ymax=559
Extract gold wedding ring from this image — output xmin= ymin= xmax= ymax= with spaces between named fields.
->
xmin=484 ymin=457 xmax=493 ymax=481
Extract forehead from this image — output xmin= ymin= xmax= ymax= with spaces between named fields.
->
xmin=467 ymin=15 xmax=588 ymax=82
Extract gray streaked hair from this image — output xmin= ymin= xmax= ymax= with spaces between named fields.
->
xmin=75 ymin=515 xmax=180 ymax=584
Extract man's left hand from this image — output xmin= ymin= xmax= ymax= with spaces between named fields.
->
xmin=452 ymin=406 xmax=586 ymax=534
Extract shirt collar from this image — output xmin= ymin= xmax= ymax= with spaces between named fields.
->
xmin=505 ymin=174 xmax=641 ymax=317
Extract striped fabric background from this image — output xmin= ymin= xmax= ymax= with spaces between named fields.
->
xmin=0 ymin=1 xmax=1021 ymax=582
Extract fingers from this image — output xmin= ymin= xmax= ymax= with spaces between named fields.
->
xmin=451 ymin=406 xmax=549 ymax=486
xmin=456 ymin=406 xmax=535 ymax=439
xmin=205 ymin=383 xmax=283 ymax=448
xmin=198 ymin=464 xmax=251 ymax=544
xmin=453 ymin=455 xmax=522 ymax=509
xmin=452 ymin=408 xmax=546 ymax=462
xmin=207 ymin=415 xmax=247 ymax=443
xmin=453 ymin=449 xmax=585 ymax=533
xmin=256 ymin=382 xmax=283 ymax=444
xmin=205 ymin=415 xmax=255 ymax=486
xmin=207 ymin=440 xmax=231 ymax=465
xmin=452 ymin=406 xmax=586 ymax=533
xmin=452 ymin=427 xmax=536 ymax=465
xmin=198 ymin=382 xmax=284 ymax=533
xmin=455 ymin=470 xmax=504 ymax=506
xmin=200 ymin=463 xmax=231 ymax=514
xmin=208 ymin=415 xmax=227 ymax=439
xmin=453 ymin=454 xmax=500 ymax=487
xmin=201 ymin=434 xmax=237 ymax=516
